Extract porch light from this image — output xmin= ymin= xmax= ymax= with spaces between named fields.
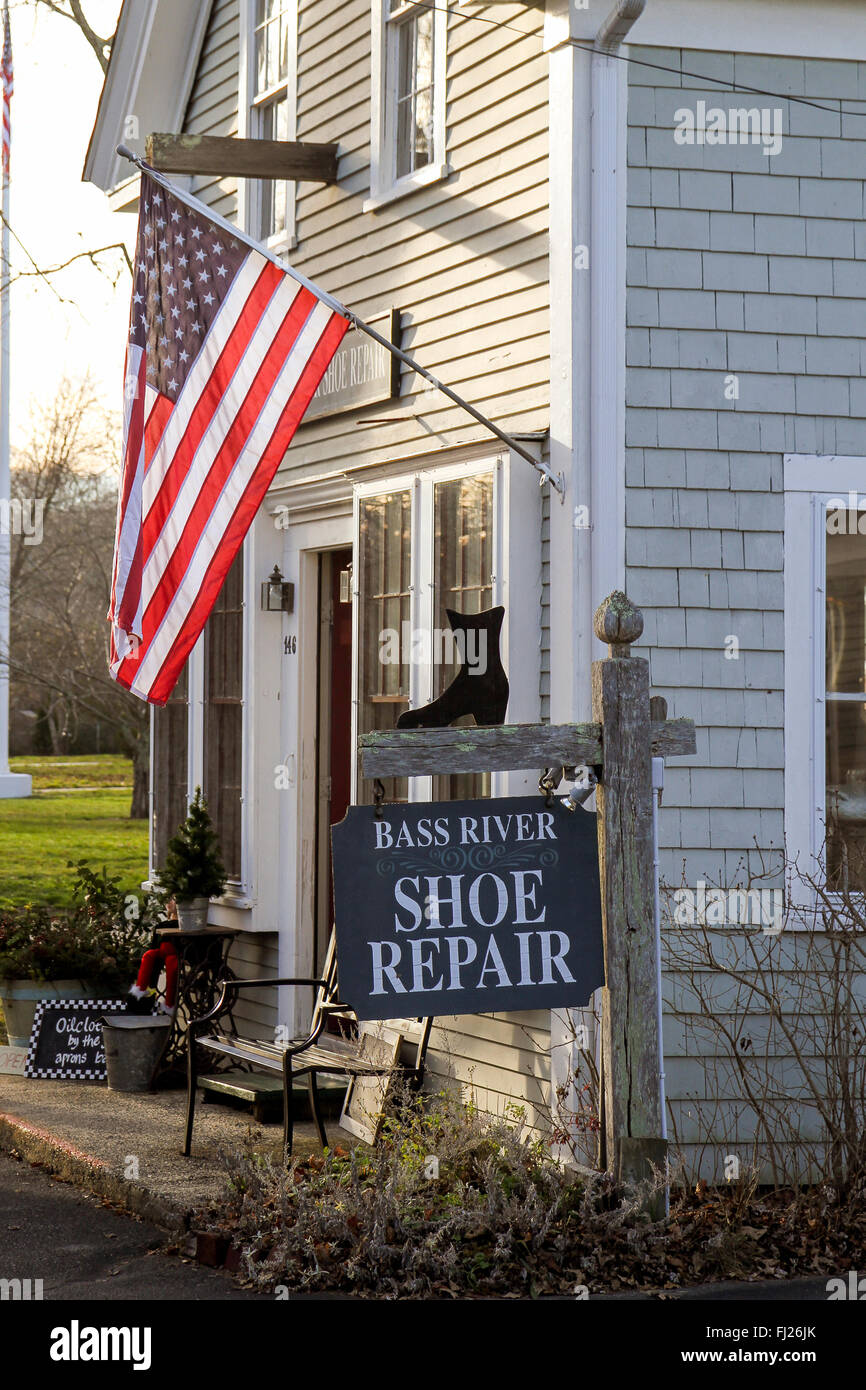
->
xmin=261 ymin=564 xmax=294 ymax=613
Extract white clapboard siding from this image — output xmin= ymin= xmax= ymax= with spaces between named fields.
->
xmin=178 ymin=0 xmax=553 ymax=1114
xmin=226 ymin=932 xmax=280 ymax=1042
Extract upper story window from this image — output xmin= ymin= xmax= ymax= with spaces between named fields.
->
xmin=366 ymin=0 xmax=449 ymax=211
xmin=242 ymin=0 xmax=297 ymax=248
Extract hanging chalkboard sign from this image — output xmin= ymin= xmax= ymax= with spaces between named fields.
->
xmin=25 ymin=999 xmax=129 ymax=1081
xmin=331 ymin=796 xmax=604 ymax=1021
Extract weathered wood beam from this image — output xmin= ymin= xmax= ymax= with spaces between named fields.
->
xmin=359 ymin=723 xmax=604 ymax=778
xmin=359 ymin=715 xmax=695 ymax=778
xmin=145 ymin=133 xmax=339 ymax=183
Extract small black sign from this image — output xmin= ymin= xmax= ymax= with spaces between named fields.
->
xmin=331 ymin=796 xmax=604 ymax=1021
xmin=301 ymin=309 xmax=401 ymax=421
xmin=25 ymin=999 xmax=129 ymax=1081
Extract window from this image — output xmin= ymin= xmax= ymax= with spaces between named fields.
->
xmin=242 ymin=0 xmax=297 ymax=247
xmin=151 ymin=667 xmax=189 ymax=871
xmin=366 ymin=0 xmax=448 ymax=209
xmin=354 ymin=464 xmax=503 ymax=806
xmin=785 ymin=455 xmax=866 ymax=894
xmin=204 ymin=550 xmax=245 ymax=882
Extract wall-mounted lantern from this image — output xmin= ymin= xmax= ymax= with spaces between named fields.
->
xmin=261 ymin=564 xmax=294 ymax=613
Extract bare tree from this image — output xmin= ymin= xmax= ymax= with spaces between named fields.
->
xmin=25 ymin=0 xmax=117 ymax=72
xmin=7 ymin=376 xmax=150 ymax=817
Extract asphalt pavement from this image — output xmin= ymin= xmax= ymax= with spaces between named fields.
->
xmin=0 ymin=1150 xmax=264 ymax=1300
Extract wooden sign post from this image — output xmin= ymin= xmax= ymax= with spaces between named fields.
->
xmin=358 ymin=591 xmax=696 ymax=1202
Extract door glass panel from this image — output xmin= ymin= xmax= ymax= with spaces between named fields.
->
xmin=357 ymin=490 xmax=411 ymax=803
xmin=432 ymin=473 xmax=494 ymax=801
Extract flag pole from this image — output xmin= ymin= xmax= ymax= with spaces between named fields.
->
xmin=115 ymin=145 xmax=564 ymax=494
xmin=0 ymin=2 xmax=28 ymax=797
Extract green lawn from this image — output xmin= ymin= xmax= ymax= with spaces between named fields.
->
xmin=0 ymin=756 xmax=148 ymax=909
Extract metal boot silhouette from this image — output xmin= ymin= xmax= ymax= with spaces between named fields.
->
xmin=396 ymin=605 xmax=508 ymax=729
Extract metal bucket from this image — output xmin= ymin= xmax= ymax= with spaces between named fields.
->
xmin=1 ymin=980 xmax=102 ymax=1048
xmin=102 ymin=1015 xmax=171 ymax=1092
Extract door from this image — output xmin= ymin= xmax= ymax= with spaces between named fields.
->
xmin=314 ymin=548 xmax=353 ymax=973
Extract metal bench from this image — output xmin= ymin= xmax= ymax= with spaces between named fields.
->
xmin=183 ymin=933 xmax=432 ymax=1158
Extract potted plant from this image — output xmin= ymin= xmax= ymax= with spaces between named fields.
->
xmin=158 ymin=788 xmax=227 ymax=931
xmin=0 ymin=864 xmax=160 ymax=1048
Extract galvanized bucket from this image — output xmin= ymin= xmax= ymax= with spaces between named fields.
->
xmin=102 ymin=1015 xmax=171 ymax=1092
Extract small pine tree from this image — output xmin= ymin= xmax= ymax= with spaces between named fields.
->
xmin=160 ymin=787 xmax=227 ymax=901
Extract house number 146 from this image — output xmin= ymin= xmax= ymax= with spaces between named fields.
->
xmin=284 ymin=635 xmax=297 ymax=655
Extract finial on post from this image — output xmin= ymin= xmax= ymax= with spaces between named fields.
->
xmin=593 ymin=591 xmax=644 ymax=657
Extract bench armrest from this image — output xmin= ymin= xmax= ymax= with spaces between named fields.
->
xmin=188 ymin=976 xmax=326 ymax=1034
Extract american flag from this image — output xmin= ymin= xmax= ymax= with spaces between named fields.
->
xmin=108 ymin=169 xmax=349 ymax=704
xmin=2 ymin=2 xmax=12 ymax=178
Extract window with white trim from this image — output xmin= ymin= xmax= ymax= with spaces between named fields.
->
xmin=241 ymin=0 xmax=298 ymax=248
xmin=785 ymin=455 xmax=866 ymax=892
xmin=366 ymin=0 xmax=449 ymax=209
xmin=352 ymin=453 xmax=540 ymax=807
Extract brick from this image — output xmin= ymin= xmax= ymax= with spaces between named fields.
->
xmin=741 ymin=769 xmax=784 ymax=809
xmin=677 ymin=490 xmax=709 ymax=527
xmin=626 ymin=567 xmax=680 ymax=606
xmin=708 ymin=211 xmax=754 ymax=252
xmin=805 ymin=217 xmax=854 ymax=258
xmin=833 ymin=258 xmax=866 ymax=296
xmin=804 ymin=58 xmax=861 ymax=99
xmin=820 ymin=139 xmax=866 ymax=180
xmin=769 ymin=255 xmax=833 ymax=295
xmin=627 ymin=247 xmax=647 ymax=285
xmin=625 ymin=448 xmax=645 ymax=486
xmin=733 ymin=173 xmax=799 ymax=215
xmin=650 ymin=168 xmax=680 ymax=207
xmin=645 ymin=248 xmax=703 ymax=288
xmin=799 ymin=178 xmax=863 ymax=219
xmin=649 ymin=328 xmax=680 ymax=366
xmin=777 ymin=336 xmax=806 ymax=373
xmin=721 ymin=529 xmax=745 ymax=568
xmin=658 ymin=288 xmax=717 ymax=327
xmin=754 ymin=214 xmax=805 ymax=254
xmin=628 ymin=126 xmax=647 ymax=167
xmin=714 ymin=293 xmax=743 ymax=331
xmin=805 ymin=336 xmax=861 ymax=375
xmin=678 ymin=329 xmax=727 ymax=369
xmin=703 ymin=251 xmax=769 ymax=292
xmin=744 ymin=293 xmax=817 ymax=334
xmin=744 ymin=532 xmax=783 ymax=570
xmin=718 ymin=412 xmax=761 ymax=451
xmin=626 ymin=327 xmax=650 ymax=366
xmin=655 ymin=207 xmax=710 ymax=249
xmin=627 ymin=288 xmax=659 ymax=326
xmin=644 ymin=448 xmax=687 ymax=486
xmin=679 ymin=170 xmax=733 ymax=210
xmin=627 ymin=206 xmax=656 ymax=247
xmin=685 ymin=450 xmax=729 ymax=488
xmin=734 ymin=56 xmax=806 ymax=97
xmin=728 ymin=452 xmax=776 ymax=492
xmin=795 ymin=375 xmax=850 ymax=415
xmin=630 ymin=168 xmax=652 ymax=206
xmin=658 ymin=409 xmax=718 ymax=449
xmin=625 ymin=408 xmax=658 ymax=447
xmin=670 ymin=368 xmax=727 ymax=409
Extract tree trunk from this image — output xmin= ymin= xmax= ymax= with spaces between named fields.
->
xmin=130 ymin=748 xmax=149 ymax=820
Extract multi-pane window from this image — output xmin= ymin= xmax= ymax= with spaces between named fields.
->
xmin=355 ymin=471 xmax=496 ymax=806
xmin=152 ymin=666 xmax=189 ymax=872
xmin=357 ymin=490 xmax=412 ymax=804
xmin=825 ymin=521 xmax=866 ymax=886
xmin=203 ymin=551 xmax=245 ymax=882
xmin=388 ymin=1 xmax=435 ymax=181
xmin=251 ymin=0 xmax=293 ymax=242
xmin=432 ymin=475 xmax=494 ymax=801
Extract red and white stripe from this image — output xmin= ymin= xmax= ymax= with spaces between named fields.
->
xmin=109 ymin=235 xmax=348 ymax=705
xmin=2 ymin=3 xmax=13 ymax=179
